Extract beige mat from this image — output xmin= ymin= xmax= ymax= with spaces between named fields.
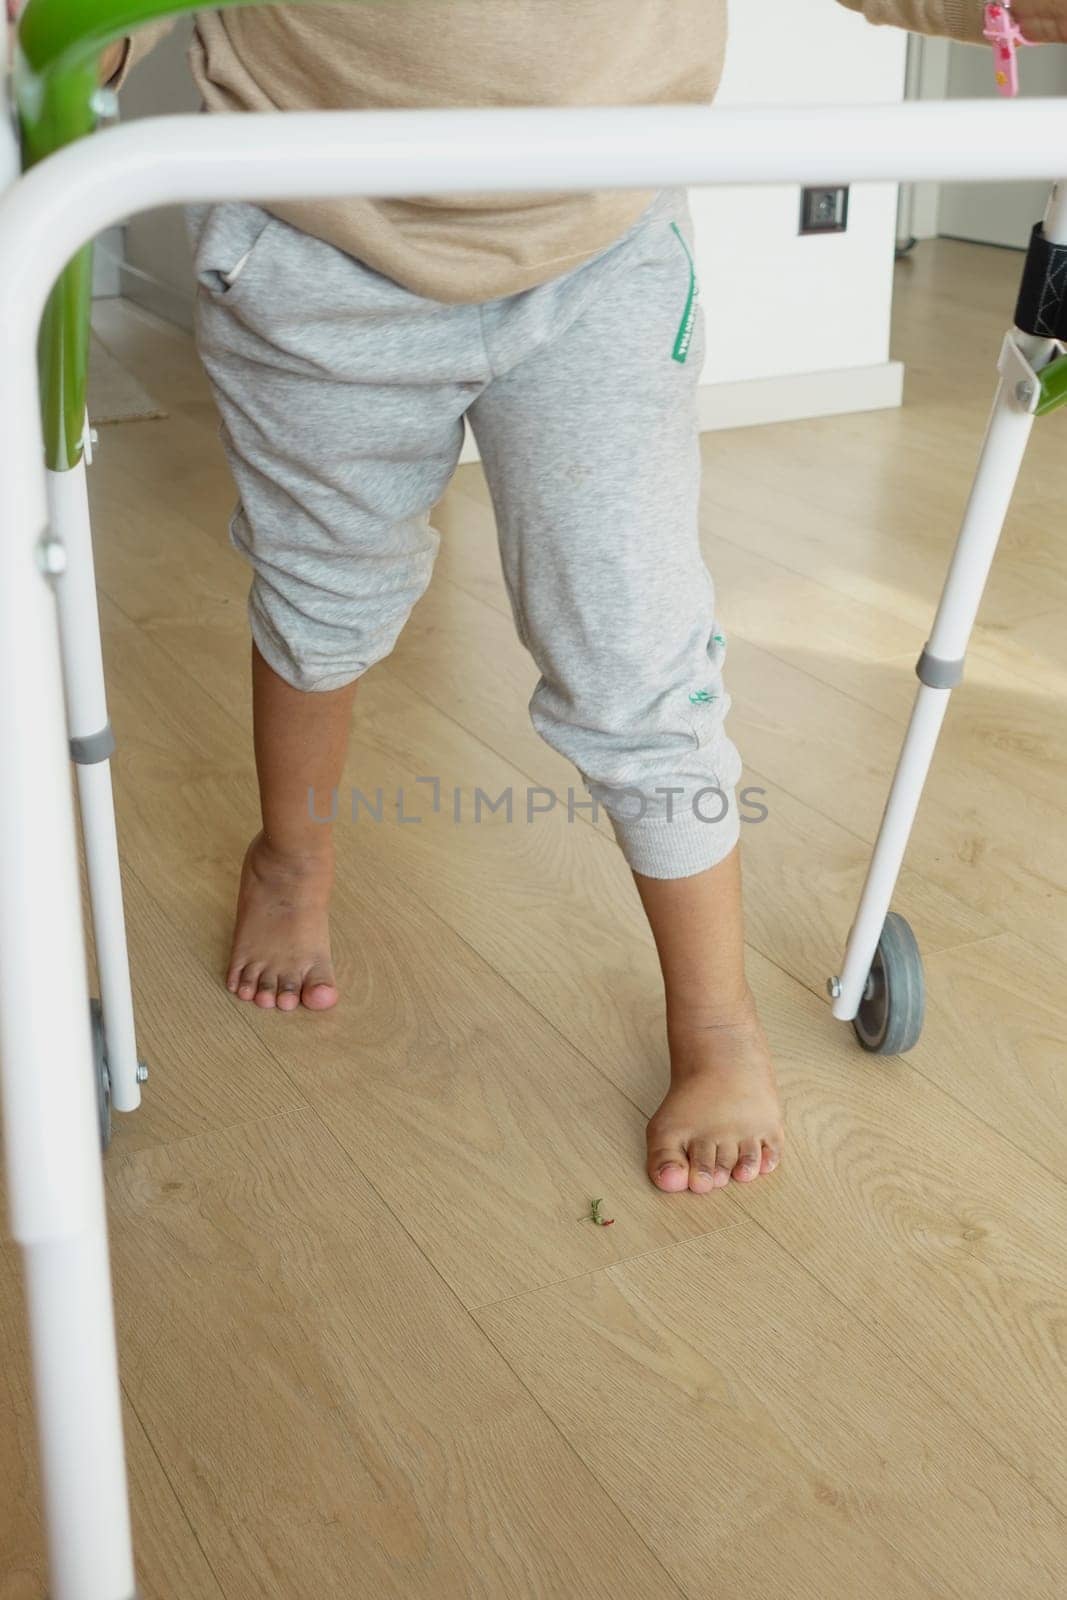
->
xmin=87 ymin=333 xmax=168 ymax=425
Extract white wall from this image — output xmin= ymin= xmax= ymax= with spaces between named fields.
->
xmin=937 ymin=39 xmax=1067 ymax=248
xmin=693 ymin=0 xmax=907 ymax=426
xmin=91 ymin=228 xmax=124 ymax=297
xmin=118 ymin=19 xmax=198 ymax=328
xmin=903 ymin=35 xmax=1067 ymax=248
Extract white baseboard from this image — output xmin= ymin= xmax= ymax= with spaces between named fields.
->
xmin=459 ymin=359 xmax=904 ymax=463
xmin=695 ymin=360 xmax=904 ymax=433
xmin=118 ymin=268 xmax=195 ymax=333
xmin=91 ymin=228 xmax=124 ymax=298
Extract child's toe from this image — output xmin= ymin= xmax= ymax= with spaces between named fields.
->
xmin=687 ymin=1140 xmax=718 ymax=1193
xmin=276 ymin=979 xmax=302 ymax=1012
xmin=714 ymin=1140 xmax=739 ymax=1186
xmin=733 ymin=1138 xmax=763 ymax=1183
xmin=253 ymin=971 xmax=278 ymax=1008
xmin=235 ymin=963 xmax=263 ymax=1001
xmin=760 ymin=1140 xmax=781 ymax=1175
xmin=647 ymin=1146 xmax=690 ymax=1191
xmin=302 ymin=963 xmax=338 ymax=1010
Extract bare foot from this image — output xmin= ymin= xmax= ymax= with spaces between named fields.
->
xmin=226 ymin=833 xmax=338 ymax=1012
xmin=646 ymin=991 xmax=784 ymax=1193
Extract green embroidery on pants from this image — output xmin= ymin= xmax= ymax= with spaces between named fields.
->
xmin=670 ymin=221 xmax=699 ymax=365
xmin=689 ymin=688 xmax=716 ymax=705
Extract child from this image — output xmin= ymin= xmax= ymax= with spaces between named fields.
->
xmin=97 ymin=0 xmax=1059 ymax=1196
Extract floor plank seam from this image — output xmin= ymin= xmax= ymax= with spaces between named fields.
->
xmin=235 ymin=829 xmax=670 ymax=1139
xmin=298 ymin=1107 xmax=691 ymax=1599
xmin=107 ymin=1103 xmax=320 ymax=1179
xmin=271 ymin=1040 xmax=741 ymax=1318
xmin=729 ymin=1201 xmax=1067 ymax=1526
xmin=466 ymin=1209 xmax=749 ymax=1316
xmin=467 ymin=1233 xmax=1027 ymax=1600
xmin=118 ymin=1381 xmax=230 ymax=1599
xmin=737 ymin=754 xmax=1012 ymax=933
xmin=108 ymin=1097 xmax=313 ymax=1167
xmin=466 ymin=1307 xmax=695 ymax=1600
xmin=882 ymin=928 xmax=1067 ymax=1193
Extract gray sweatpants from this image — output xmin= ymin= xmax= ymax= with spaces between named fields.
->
xmin=188 ymin=187 xmax=742 ymax=879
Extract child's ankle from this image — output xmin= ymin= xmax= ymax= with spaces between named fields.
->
xmin=250 ymin=829 xmax=335 ymax=874
xmin=665 ymin=983 xmax=759 ymax=1035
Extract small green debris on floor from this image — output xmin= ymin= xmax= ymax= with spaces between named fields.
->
xmin=584 ymin=1197 xmax=615 ymax=1228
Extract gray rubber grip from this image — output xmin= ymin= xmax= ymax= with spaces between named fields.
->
xmin=915 ymin=647 xmax=964 ymax=689
xmin=69 ymin=724 xmax=117 ymax=765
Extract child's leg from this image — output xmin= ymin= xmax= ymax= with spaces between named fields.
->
xmin=635 ymin=848 xmax=782 ymax=1192
xmin=187 ymin=202 xmax=493 ymax=1010
xmin=227 ymin=645 xmax=357 ymax=1011
xmin=468 ymin=186 xmax=783 ymax=1189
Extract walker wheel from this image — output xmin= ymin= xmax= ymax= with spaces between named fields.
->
xmin=852 ymin=913 xmax=926 ymax=1056
xmin=89 ymin=998 xmax=112 ymax=1151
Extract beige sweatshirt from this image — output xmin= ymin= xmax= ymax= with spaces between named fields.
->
xmin=117 ymin=1 xmax=987 ymax=304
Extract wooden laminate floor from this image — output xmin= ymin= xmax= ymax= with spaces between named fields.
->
xmin=3 ymin=237 xmax=1066 ymax=1598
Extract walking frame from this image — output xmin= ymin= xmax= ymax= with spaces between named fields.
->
xmin=2 ymin=2 xmax=1067 ymax=1592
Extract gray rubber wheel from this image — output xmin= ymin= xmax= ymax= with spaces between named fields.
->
xmin=89 ymin=998 xmax=113 ymax=1151
xmin=852 ymin=912 xmax=926 ymax=1056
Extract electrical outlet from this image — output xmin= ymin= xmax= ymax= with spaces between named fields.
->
xmin=800 ymin=186 xmax=849 ymax=235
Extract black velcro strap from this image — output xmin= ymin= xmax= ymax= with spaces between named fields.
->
xmin=1015 ymin=221 xmax=1067 ymax=340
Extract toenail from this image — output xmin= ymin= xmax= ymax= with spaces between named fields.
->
xmin=658 ymin=1162 xmax=684 ymax=1177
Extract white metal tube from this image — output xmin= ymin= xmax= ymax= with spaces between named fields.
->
xmin=832 ymin=164 xmax=1067 ymax=1021
xmin=23 ymin=1236 xmax=136 ymax=1599
xmin=833 ymin=688 xmax=952 ymax=1020
xmin=49 ymin=463 xmax=109 ymax=734
xmin=0 ymin=290 xmax=132 ymax=1596
xmin=48 ymin=464 xmax=141 ymax=1113
xmin=1043 ymin=179 xmax=1067 ymax=246
xmin=925 ymin=377 xmax=1040 ymax=664
xmin=0 ymin=385 xmax=103 ymax=1243
xmin=75 ymin=766 xmax=141 ymax=1111
xmin=833 ymin=355 xmax=1043 ymax=1020
xmin=3 ymin=103 xmax=1067 ymax=325
xmin=0 ymin=90 xmax=137 ymax=1600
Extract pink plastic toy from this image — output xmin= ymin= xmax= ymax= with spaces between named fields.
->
xmin=983 ymin=2 xmax=1036 ymax=97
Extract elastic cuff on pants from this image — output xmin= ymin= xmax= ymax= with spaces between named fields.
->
xmin=608 ymin=795 xmax=741 ymax=880
xmin=248 ymin=591 xmax=367 ymax=694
